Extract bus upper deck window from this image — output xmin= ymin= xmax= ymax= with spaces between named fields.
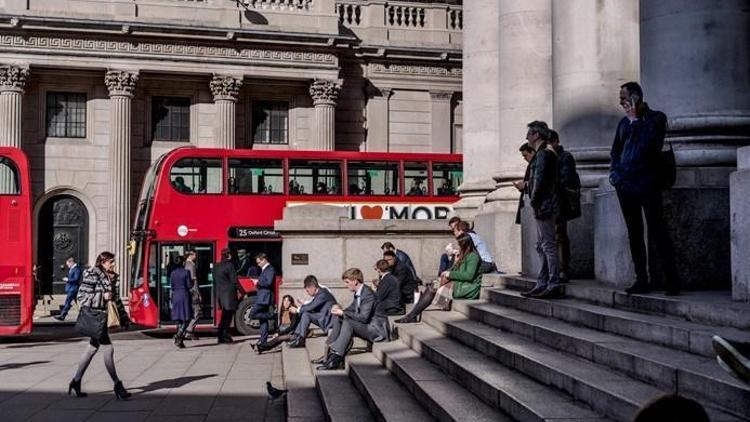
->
xmin=289 ymin=160 xmax=341 ymax=195
xmin=347 ymin=161 xmax=399 ymax=196
xmin=0 ymin=157 xmax=20 ymax=195
xmin=228 ymin=158 xmax=283 ymax=195
xmin=170 ymin=158 xmax=222 ymax=194
xmin=433 ymin=162 xmax=462 ymax=196
xmin=404 ymin=162 xmax=428 ymax=196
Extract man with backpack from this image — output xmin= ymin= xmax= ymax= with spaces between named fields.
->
xmin=549 ymin=129 xmax=581 ymax=284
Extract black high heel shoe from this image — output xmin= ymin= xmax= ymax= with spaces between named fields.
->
xmin=68 ymin=379 xmax=87 ymax=398
xmin=114 ymin=381 xmax=132 ymax=400
xmin=395 ymin=313 xmax=420 ymax=324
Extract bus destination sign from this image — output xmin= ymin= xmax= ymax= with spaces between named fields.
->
xmin=228 ymin=227 xmax=280 ymax=239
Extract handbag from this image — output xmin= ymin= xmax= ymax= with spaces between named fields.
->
xmin=75 ymin=307 xmax=107 ymax=338
xmin=107 ymin=301 xmax=121 ymax=329
xmin=434 ymin=282 xmax=453 ymax=311
xmin=659 ymin=142 xmax=676 ymax=190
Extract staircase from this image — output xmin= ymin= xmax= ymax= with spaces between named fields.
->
xmin=281 ymin=275 xmax=750 ymax=421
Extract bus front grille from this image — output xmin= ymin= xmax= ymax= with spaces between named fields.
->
xmin=0 ymin=295 xmax=21 ymax=326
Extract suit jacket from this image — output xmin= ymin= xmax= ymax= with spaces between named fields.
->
xmin=396 ymin=250 xmax=419 ymax=282
xmin=299 ymin=288 xmax=337 ymax=330
xmin=67 ymin=265 xmax=82 ymax=287
xmin=392 ymin=260 xmax=418 ymax=295
xmin=343 ymin=284 xmax=376 ymax=325
xmin=213 ymin=259 xmax=239 ymax=311
xmin=374 ymin=273 xmax=401 ymax=317
xmin=255 ymin=264 xmax=276 ymax=306
xmin=236 ymin=257 xmax=250 ymax=276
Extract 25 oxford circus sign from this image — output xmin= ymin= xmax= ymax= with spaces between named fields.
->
xmin=350 ymin=204 xmax=452 ymax=220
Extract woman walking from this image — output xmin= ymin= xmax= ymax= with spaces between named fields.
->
xmin=170 ymin=255 xmax=194 ymax=348
xmin=396 ymin=234 xmax=482 ymax=323
xmin=68 ymin=251 xmax=131 ymax=400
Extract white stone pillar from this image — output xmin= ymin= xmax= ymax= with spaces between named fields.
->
xmin=210 ymin=75 xmax=243 ymax=149
xmin=309 ymin=79 xmax=341 ymax=151
xmin=430 ymin=91 xmax=453 ymax=153
xmin=0 ymin=65 xmax=28 ymax=149
xmin=365 ymin=86 xmax=392 ymax=152
xmin=551 ymin=0 xmax=639 ymax=279
xmin=105 ymin=70 xmax=138 ymax=300
xmin=469 ymin=0 xmax=552 ymax=275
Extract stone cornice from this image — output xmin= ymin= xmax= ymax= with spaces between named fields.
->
xmin=0 ymin=64 xmax=29 ymax=92
xmin=210 ymin=75 xmax=243 ymax=101
xmin=105 ymin=70 xmax=139 ymax=97
xmin=370 ymin=63 xmax=462 ymax=79
xmin=309 ymin=79 xmax=341 ymax=106
xmin=0 ymin=33 xmax=339 ymax=69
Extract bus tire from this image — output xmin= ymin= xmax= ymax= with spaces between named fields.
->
xmin=235 ymin=296 xmax=278 ymax=336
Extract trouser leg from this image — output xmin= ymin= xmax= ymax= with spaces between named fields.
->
xmin=250 ymin=304 xmax=274 ymax=344
xmin=537 ymin=217 xmax=559 ymax=286
xmin=555 ymin=219 xmax=570 ymax=278
xmin=643 ymin=191 xmax=679 ymax=290
xmin=326 ymin=316 xmax=343 ymax=346
xmin=617 ymin=190 xmax=649 ymax=284
xmin=294 ymin=312 xmax=312 ymax=338
xmin=217 ymin=310 xmax=233 ymax=339
xmin=329 ymin=320 xmax=355 ymax=356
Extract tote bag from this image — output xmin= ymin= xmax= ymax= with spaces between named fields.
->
xmin=75 ymin=307 xmax=107 ymax=338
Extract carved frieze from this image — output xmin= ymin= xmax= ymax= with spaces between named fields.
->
xmin=371 ymin=63 xmax=462 ymax=78
xmin=309 ymin=79 xmax=341 ymax=106
xmin=210 ymin=75 xmax=243 ymax=101
xmin=0 ymin=35 xmax=338 ymax=68
xmin=105 ymin=70 xmax=139 ymax=97
xmin=0 ymin=64 xmax=29 ymax=93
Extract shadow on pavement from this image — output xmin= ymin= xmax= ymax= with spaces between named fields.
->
xmin=0 ymin=361 xmax=52 ymax=371
xmin=131 ymin=374 xmax=219 ymax=394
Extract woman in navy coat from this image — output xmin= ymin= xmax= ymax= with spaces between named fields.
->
xmin=170 ymin=255 xmax=194 ymax=348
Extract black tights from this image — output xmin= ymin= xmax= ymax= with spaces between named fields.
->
xmin=402 ymin=286 xmax=437 ymax=320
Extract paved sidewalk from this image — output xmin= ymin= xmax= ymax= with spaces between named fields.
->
xmin=0 ymin=326 xmax=285 ymax=422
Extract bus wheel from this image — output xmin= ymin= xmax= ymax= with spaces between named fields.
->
xmin=235 ymin=296 xmax=259 ymax=336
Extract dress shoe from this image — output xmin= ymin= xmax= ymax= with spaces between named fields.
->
xmin=185 ymin=332 xmax=199 ymax=341
xmin=254 ymin=342 xmax=272 ymax=354
xmin=520 ymin=284 xmax=547 ymax=298
xmin=533 ymin=285 xmax=563 ymax=299
xmin=174 ymin=338 xmax=186 ymax=349
xmin=317 ymin=353 xmax=344 ymax=371
xmin=712 ymin=336 xmax=750 ymax=383
xmin=310 ymin=353 xmax=329 ymax=365
xmin=394 ymin=314 xmax=419 ymax=324
xmin=288 ymin=337 xmax=306 ymax=348
xmin=625 ymin=282 xmax=652 ymax=295
xmin=54 ymin=315 xmax=65 ymax=321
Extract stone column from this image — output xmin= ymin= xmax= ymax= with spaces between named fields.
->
xmin=365 ymin=86 xmax=392 ymax=152
xmin=634 ymin=0 xmax=749 ymax=291
xmin=429 ymin=91 xmax=453 ymax=153
xmin=0 ymin=65 xmax=28 ymax=149
xmin=552 ymin=0 xmax=639 ymax=279
xmin=731 ymin=146 xmax=750 ymax=300
xmin=210 ymin=75 xmax=243 ymax=149
xmin=309 ymin=79 xmax=340 ymax=151
xmin=105 ymin=70 xmax=138 ymax=300
xmin=468 ymin=0 xmax=552 ymax=275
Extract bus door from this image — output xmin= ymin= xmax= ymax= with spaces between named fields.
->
xmin=156 ymin=243 xmax=215 ymax=327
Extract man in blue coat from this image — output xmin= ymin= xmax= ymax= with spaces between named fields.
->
xmin=287 ymin=275 xmax=337 ymax=349
xmin=250 ymin=253 xmax=276 ymax=349
xmin=55 ymin=257 xmax=82 ymax=321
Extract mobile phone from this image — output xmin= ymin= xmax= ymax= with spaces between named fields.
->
xmin=629 ymin=94 xmax=640 ymax=108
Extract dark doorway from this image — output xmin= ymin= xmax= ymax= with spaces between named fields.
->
xmin=38 ymin=195 xmax=88 ymax=294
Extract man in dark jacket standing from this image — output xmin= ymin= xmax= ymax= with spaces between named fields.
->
xmin=250 ymin=253 xmax=276 ymax=349
xmin=610 ymin=82 xmax=679 ymax=296
xmin=521 ymin=121 xmax=563 ymax=299
xmin=213 ymin=248 xmax=239 ymax=343
xmin=549 ymin=130 xmax=581 ymax=284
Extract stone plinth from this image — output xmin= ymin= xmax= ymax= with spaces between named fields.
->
xmin=731 ymin=146 xmax=750 ymax=301
xmin=595 ymin=169 xmax=733 ymax=290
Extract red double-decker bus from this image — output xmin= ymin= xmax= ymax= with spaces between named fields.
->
xmin=128 ymin=147 xmax=462 ymax=333
xmin=0 ymin=147 xmax=33 ymax=336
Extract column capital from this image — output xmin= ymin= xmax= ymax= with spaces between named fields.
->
xmin=210 ymin=75 xmax=243 ymax=101
xmin=105 ymin=70 xmax=139 ymax=97
xmin=429 ymin=90 xmax=453 ymax=101
xmin=309 ymin=79 xmax=341 ymax=106
xmin=0 ymin=65 xmax=29 ymax=93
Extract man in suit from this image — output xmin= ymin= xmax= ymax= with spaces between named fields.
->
xmin=317 ymin=268 xmax=376 ymax=371
xmin=213 ymin=248 xmax=240 ymax=343
xmin=288 ymin=275 xmax=337 ymax=349
xmin=235 ymin=248 xmax=251 ymax=276
xmin=369 ymin=259 xmax=403 ymax=340
xmin=250 ymin=253 xmax=276 ymax=349
xmin=55 ymin=256 xmax=82 ymax=321
xmin=383 ymin=250 xmax=418 ymax=307
xmin=380 ymin=242 xmax=419 ymax=283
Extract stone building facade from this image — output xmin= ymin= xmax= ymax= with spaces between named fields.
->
xmin=459 ymin=0 xmax=750 ymax=300
xmin=0 ymin=0 xmax=463 ymax=294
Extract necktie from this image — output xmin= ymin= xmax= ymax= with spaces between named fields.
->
xmin=354 ymin=294 xmax=360 ymax=313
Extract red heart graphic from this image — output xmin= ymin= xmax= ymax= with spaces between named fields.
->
xmin=360 ymin=205 xmax=384 ymax=219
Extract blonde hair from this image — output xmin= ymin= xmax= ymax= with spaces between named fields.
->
xmin=342 ymin=267 xmax=364 ymax=284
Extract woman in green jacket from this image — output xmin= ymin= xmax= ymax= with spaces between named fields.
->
xmin=396 ymin=234 xmax=481 ymax=323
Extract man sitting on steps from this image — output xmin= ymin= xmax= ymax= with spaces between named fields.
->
xmin=287 ymin=275 xmax=337 ymax=349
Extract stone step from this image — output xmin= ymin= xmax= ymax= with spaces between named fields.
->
xmin=392 ymin=322 xmax=612 ymax=422
xmin=486 ymin=274 xmax=750 ymax=330
xmin=281 ymin=345 xmax=326 ymax=422
xmin=485 ymin=287 xmax=750 ymax=358
xmin=344 ymin=347 xmax=436 ymax=422
xmin=371 ymin=339 xmax=513 ymax=422
xmin=305 ymin=337 xmax=375 ymax=422
xmin=452 ymin=300 xmax=750 ymax=418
